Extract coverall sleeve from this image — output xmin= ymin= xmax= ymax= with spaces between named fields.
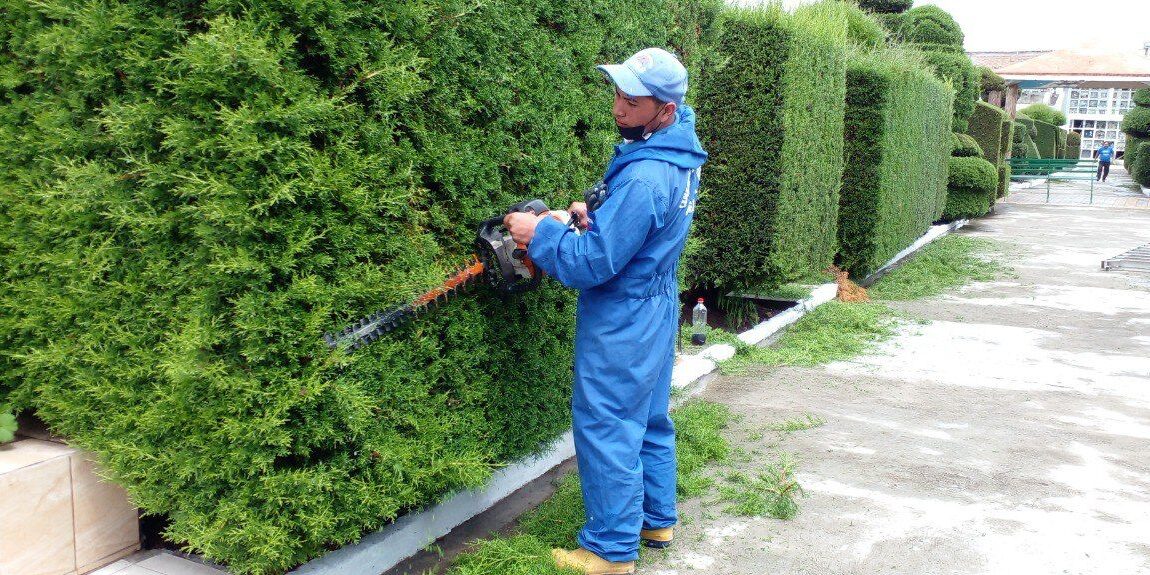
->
xmin=528 ymin=177 xmax=660 ymax=290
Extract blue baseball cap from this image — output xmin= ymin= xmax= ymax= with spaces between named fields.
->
xmin=596 ymin=48 xmax=687 ymax=106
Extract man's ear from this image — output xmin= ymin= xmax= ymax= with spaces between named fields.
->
xmin=661 ymin=101 xmax=678 ymax=121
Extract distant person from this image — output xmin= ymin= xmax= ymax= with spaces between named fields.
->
xmin=1095 ymin=141 xmax=1114 ymax=182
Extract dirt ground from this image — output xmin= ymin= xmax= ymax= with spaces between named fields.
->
xmin=645 ymin=203 xmax=1150 ymax=575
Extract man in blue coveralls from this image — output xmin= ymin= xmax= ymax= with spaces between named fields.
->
xmin=504 ymin=48 xmax=707 ymax=575
xmin=1095 ymin=140 xmax=1114 ymax=182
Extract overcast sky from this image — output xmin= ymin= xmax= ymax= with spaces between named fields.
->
xmin=776 ymin=0 xmax=1150 ymax=53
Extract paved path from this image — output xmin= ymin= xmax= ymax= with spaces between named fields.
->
xmin=1003 ymin=165 xmax=1150 ymax=208
xmin=646 ymin=203 xmax=1150 ymax=575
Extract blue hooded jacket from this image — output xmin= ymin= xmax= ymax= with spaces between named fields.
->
xmin=528 ymin=105 xmax=706 ymax=562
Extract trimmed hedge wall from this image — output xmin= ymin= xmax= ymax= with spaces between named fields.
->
xmin=920 ymin=49 xmax=980 ymax=133
xmin=1134 ymin=142 xmax=1150 ymax=187
xmin=952 ymin=133 xmax=983 ymax=157
xmin=689 ymin=3 xmax=847 ymax=291
xmin=943 ymin=156 xmax=998 ymax=220
xmin=1065 ymin=130 xmax=1082 ymax=159
xmin=0 ymin=1 xmax=720 ymax=573
xmin=1033 ymin=119 xmax=1059 ymax=159
xmin=966 ymin=101 xmax=1007 ymax=166
xmin=1123 ymin=94 xmax=1150 ymax=173
xmin=856 ymin=0 xmax=913 ymax=13
xmin=838 ymin=48 xmax=952 ymax=278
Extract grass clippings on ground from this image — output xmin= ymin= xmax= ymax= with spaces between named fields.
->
xmin=869 ymin=235 xmax=1009 ymax=301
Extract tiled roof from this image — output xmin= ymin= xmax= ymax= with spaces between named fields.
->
xmin=968 ymin=51 xmax=1051 ymax=72
xmin=995 ymin=43 xmax=1150 ymax=77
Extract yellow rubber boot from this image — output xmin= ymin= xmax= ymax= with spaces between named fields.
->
xmin=551 ymin=547 xmax=635 ymax=575
xmin=639 ymin=526 xmax=674 ymax=549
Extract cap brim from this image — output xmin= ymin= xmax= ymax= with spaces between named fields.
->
xmin=596 ymin=64 xmax=653 ymax=97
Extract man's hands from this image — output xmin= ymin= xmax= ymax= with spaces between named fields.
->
xmin=503 ymin=201 xmax=592 ymax=246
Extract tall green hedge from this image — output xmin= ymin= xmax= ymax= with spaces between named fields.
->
xmin=689 ymin=4 xmax=847 ymax=291
xmin=1065 ymin=130 xmax=1081 ymax=159
xmin=1133 ymin=142 xmax=1150 ymax=187
xmin=0 ymin=1 xmax=719 ymax=573
xmin=966 ymin=101 xmax=1007 ymax=166
xmin=839 ymin=48 xmax=952 ymax=278
xmin=896 ymin=5 xmax=964 ymax=51
xmin=1033 ymin=119 xmax=1059 ymax=159
xmin=1123 ymin=92 xmax=1150 ymax=173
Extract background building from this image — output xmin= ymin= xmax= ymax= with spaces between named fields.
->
xmin=971 ymin=42 xmax=1150 ymax=159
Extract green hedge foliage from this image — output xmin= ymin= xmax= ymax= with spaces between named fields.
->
xmin=1065 ymin=130 xmax=1081 ymax=159
xmin=844 ymin=5 xmax=888 ymax=49
xmin=920 ymin=49 xmax=979 ymax=133
xmin=838 ymin=48 xmax=952 ymax=278
xmin=1126 ymin=136 xmax=1150 ymax=172
xmin=689 ymin=3 xmax=847 ymax=291
xmin=951 ymin=133 xmax=984 ymax=158
xmin=0 ymin=1 xmax=719 ymax=572
xmin=942 ymin=156 xmax=998 ymax=220
xmin=979 ymin=67 xmax=1007 ymax=94
xmin=997 ymin=164 xmax=1011 ymax=198
xmin=1134 ymin=142 xmax=1150 ymax=187
xmin=1134 ymin=88 xmax=1150 ymax=108
xmin=856 ymin=0 xmax=913 ymax=13
xmin=966 ymin=101 xmax=1007 ymax=165
xmin=897 ymin=5 xmax=964 ymax=51
xmin=1019 ymin=103 xmax=1067 ymax=127
xmin=1122 ymin=107 xmax=1150 ymax=138
xmin=1033 ymin=119 xmax=1058 ymax=159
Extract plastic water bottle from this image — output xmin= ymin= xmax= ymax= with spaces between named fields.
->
xmin=691 ymin=298 xmax=708 ymax=345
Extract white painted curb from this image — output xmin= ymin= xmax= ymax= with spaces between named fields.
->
xmin=289 ymin=220 xmax=966 ymax=575
xmin=1140 ymin=185 xmax=1149 ymax=197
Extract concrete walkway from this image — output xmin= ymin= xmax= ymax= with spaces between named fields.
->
xmin=644 ymin=202 xmax=1150 ymax=574
xmin=1003 ymin=164 xmax=1150 ymax=208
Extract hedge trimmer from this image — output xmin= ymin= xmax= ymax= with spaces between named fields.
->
xmin=323 ymin=194 xmax=596 ymax=351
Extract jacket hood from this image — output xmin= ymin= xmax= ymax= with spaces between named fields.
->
xmin=603 ymin=105 xmax=708 ymax=183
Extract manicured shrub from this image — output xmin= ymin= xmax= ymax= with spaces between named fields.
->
xmin=897 ymin=5 xmax=964 ymax=50
xmin=838 ymin=48 xmax=952 ymax=278
xmin=1019 ymin=103 xmax=1067 ymax=127
xmin=942 ymin=156 xmax=998 ymax=220
xmin=1126 ymin=136 xmax=1150 ymax=172
xmin=999 ymin=117 xmax=1014 ymax=158
xmin=966 ymin=101 xmax=1007 ymax=165
xmin=919 ymin=49 xmax=979 ymax=133
xmin=1122 ymin=107 xmax=1150 ymax=138
xmin=690 ymin=3 xmax=848 ymax=291
xmin=844 ymin=5 xmax=888 ymax=48
xmin=1133 ymin=142 xmax=1150 ymax=187
xmin=0 ymin=1 xmax=720 ymax=573
xmin=856 ymin=0 xmax=913 ymax=13
xmin=1134 ymin=88 xmax=1150 ymax=108
xmin=952 ymin=133 xmax=984 ymax=157
xmin=997 ymin=164 xmax=1011 ymax=198
xmin=1033 ymin=119 xmax=1059 ymax=159
xmin=1065 ymin=130 xmax=1081 ymax=159
xmin=979 ymin=67 xmax=1007 ymax=95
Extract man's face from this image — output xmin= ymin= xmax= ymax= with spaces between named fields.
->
xmin=612 ymin=88 xmax=665 ymax=128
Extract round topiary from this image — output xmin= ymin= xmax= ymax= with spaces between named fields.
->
xmin=1019 ymin=103 xmax=1067 ymax=127
xmin=1133 ymin=88 xmax=1150 ymax=108
xmin=948 ymin=156 xmax=998 ymax=193
xmin=951 ymin=133 xmax=984 ymax=158
xmin=1121 ymin=106 xmax=1150 ymax=138
xmin=857 ymin=0 xmax=913 ymax=14
xmin=899 ymin=5 xmax=964 ymax=49
xmin=1133 ymin=142 xmax=1150 ymax=188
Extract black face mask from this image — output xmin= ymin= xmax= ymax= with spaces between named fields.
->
xmin=616 ymin=104 xmax=668 ymax=141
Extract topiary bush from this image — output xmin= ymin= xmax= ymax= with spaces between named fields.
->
xmin=689 ymin=3 xmax=848 ymax=292
xmin=966 ymin=101 xmax=1006 ymax=164
xmin=1133 ymin=142 xmax=1150 ymax=188
xmin=951 ymin=133 xmax=984 ymax=157
xmin=1122 ymin=106 xmax=1150 ymax=138
xmin=1133 ymin=88 xmax=1150 ymax=108
xmin=856 ymin=0 xmax=913 ymax=13
xmin=979 ymin=66 xmax=1006 ymax=95
xmin=838 ymin=47 xmax=952 ymax=278
xmin=843 ymin=4 xmax=888 ymax=48
xmin=919 ymin=49 xmax=979 ymax=133
xmin=1065 ymin=130 xmax=1081 ymax=160
xmin=997 ymin=163 xmax=1011 ymax=198
xmin=1019 ymin=103 xmax=1067 ymax=127
xmin=942 ymin=156 xmax=998 ymax=220
xmin=1032 ymin=119 xmax=1059 ymax=159
xmin=0 ymin=1 xmax=720 ymax=573
xmin=1126 ymin=136 xmax=1150 ymax=172
xmin=897 ymin=5 xmax=964 ymax=50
